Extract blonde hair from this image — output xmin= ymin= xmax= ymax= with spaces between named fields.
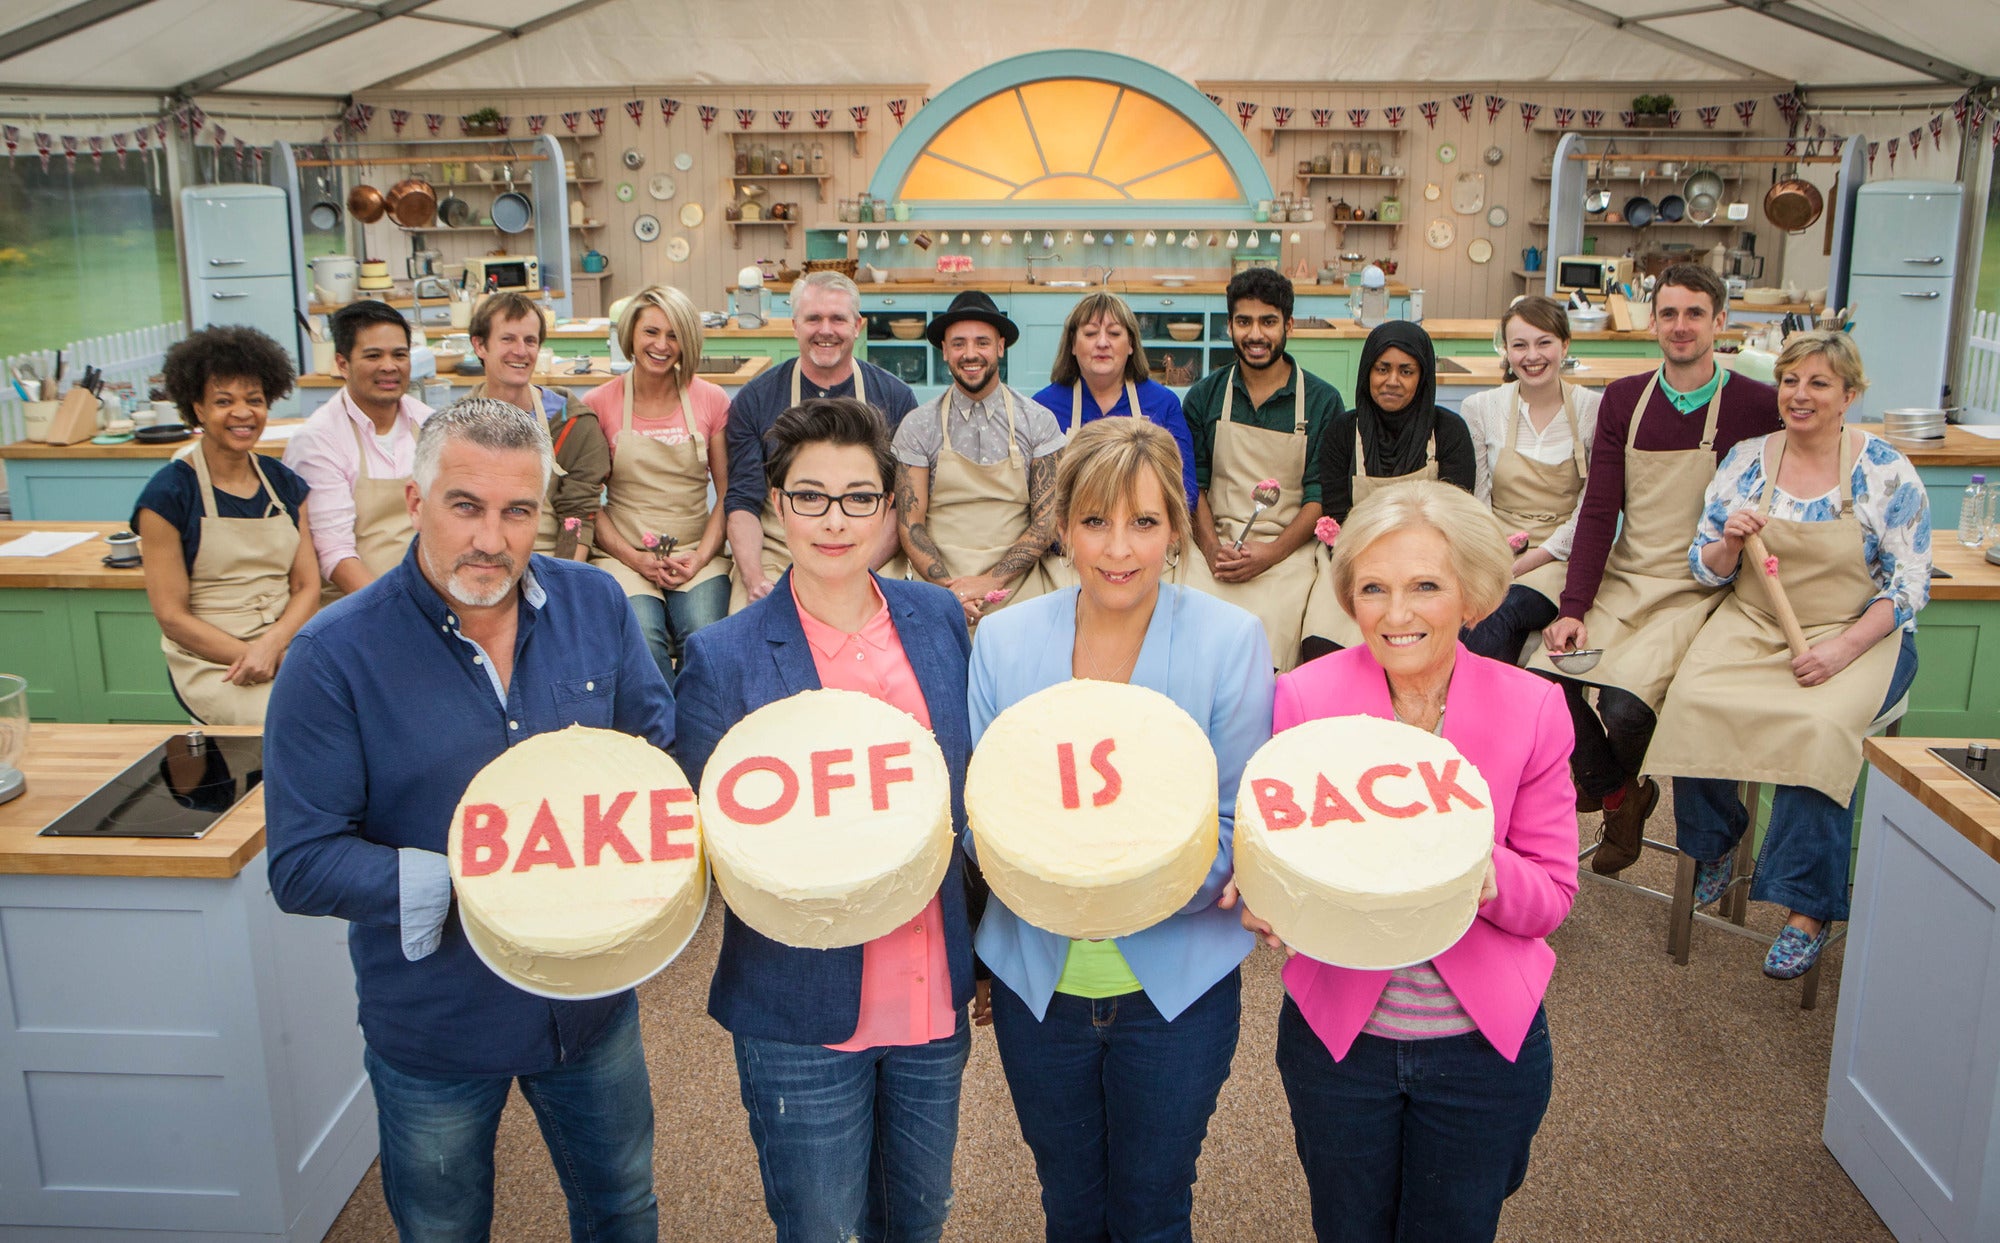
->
xmin=1057 ymin=418 xmax=1192 ymax=556
xmin=1329 ymin=480 xmax=1512 ymax=624
xmin=1773 ymin=329 xmax=1869 ymax=395
xmin=616 ymin=284 xmax=704 ymax=391
xmin=1049 ymin=292 xmax=1151 ymax=387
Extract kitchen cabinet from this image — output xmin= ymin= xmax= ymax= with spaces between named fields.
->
xmin=1848 ymin=182 xmax=1962 ymax=421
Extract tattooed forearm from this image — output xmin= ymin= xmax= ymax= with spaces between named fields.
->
xmin=895 ymin=463 xmax=952 ymax=580
xmin=985 ymin=451 xmax=1061 ymax=583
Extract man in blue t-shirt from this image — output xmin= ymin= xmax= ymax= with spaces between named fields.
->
xmin=724 ymin=271 xmax=916 ymax=608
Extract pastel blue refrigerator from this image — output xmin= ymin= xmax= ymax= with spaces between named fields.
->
xmin=1845 ymin=180 xmax=1961 ymax=421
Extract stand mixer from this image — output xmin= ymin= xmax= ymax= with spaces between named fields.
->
xmin=0 ymin=674 xmax=26 ymax=805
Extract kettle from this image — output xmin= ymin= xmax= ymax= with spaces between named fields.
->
xmin=581 ymin=249 xmax=608 ymax=273
xmin=1522 ymin=246 xmax=1543 ymax=272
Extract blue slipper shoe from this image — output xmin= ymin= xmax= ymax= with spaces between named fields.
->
xmin=1764 ymin=923 xmax=1831 ymax=980
xmin=1692 ymin=854 xmax=1734 ymax=907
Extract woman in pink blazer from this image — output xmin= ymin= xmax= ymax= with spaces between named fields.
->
xmin=1233 ymin=480 xmax=1579 ymax=1242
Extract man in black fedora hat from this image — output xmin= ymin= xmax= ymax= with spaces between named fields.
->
xmin=893 ymin=289 xmax=1066 ymax=626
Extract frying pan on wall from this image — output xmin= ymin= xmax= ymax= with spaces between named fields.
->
xmin=386 ymin=176 xmax=437 ymax=228
xmin=1657 ymin=194 xmax=1686 ymax=222
xmin=346 ymin=182 xmax=386 ymax=224
xmin=307 ymin=174 xmax=342 ymax=230
xmin=491 ymin=169 xmax=533 ymax=234
xmin=1764 ymin=174 xmax=1824 ymax=232
xmin=438 ymin=194 xmax=471 ymax=228
xmin=1623 ymin=195 xmax=1657 ymax=228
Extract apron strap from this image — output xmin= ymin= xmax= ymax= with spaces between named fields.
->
xmin=1512 ymin=381 xmax=1587 ymax=480
xmin=1698 ymin=370 xmax=1724 ymax=452
xmin=623 ymin=374 xmax=706 ymax=467
xmin=1292 ymin=367 xmax=1307 ymax=435
xmin=1219 ymin=367 xmax=1237 ymax=426
xmin=1628 ymin=372 xmax=1660 ymax=451
xmin=941 ymin=386 xmax=1020 ymax=467
xmin=791 ymin=358 xmax=867 ymax=409
xmin=185 ymin=441 xmax=286 ymax=520
xmin=1759 ymin=429 xmax=1858 ymax=518
xmin=1631 ymin=368 xmax=1724 ymax=452
xmin=347 ymin=414 xmax=376 ymax=483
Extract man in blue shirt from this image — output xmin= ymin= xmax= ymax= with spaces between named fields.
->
xmin=265 ymin=398 xmax=674 ymax=1242
xmin=724 ymin=271 xmax=917 ymax=607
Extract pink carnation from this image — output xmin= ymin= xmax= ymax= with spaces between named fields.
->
xmin=1314 ymin=516 xmax=1341 ymax=546
xmin=1256 ymin=477 xmax=1281 ymax=493
xmin=983 ymin=588 xmax=1009 ymax=604
xmin=641 ymin=532 xmax=660 ymax=549
xmin=1763 ymin=555 xmax=1781 ymax=577
xmin=1507 ymin=530 xmax=1531 ymax=552
xmin=563 ymin=516 xmax=581 ymax=532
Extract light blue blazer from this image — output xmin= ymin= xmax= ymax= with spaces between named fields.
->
xmin=967 ymin=584 xmax=1275 ymax=1021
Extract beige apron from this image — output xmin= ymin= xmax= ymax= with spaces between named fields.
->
xmin=1525 ymin=371 xmax=1729 ymax=710
xmin=1204 ymin=368 xmax=1319 ymax=670
xmin=1646 ymin=431 xmax=1901 ymax=806
xmin=731 ymin=363 xmax=895 ymax=609
xmin=161 ymin=445 xmax=300 ymax=726
xmin=534 ymin=394 xmax=580 ymax=556
xmin=590 ymin=376 xmax=731 ymax=599
xmin=1491 ymin=382 xmax=1587 ymax=608
xmin=1300 ymin=420 xmax=1440 ymax=651
xmin=1046 ymin=380 xmax=1134 ymax=593
xmin=925 ymin=385 xmax=1051 ymax=611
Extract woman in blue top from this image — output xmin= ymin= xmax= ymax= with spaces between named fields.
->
xmin=968 ymin=417 xmax=1273 ymax=1243
xmin=135 ymin=325 xmax=319 ymax=725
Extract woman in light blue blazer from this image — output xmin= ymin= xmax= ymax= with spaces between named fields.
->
xmin=967 ymin=418 xmax=1274 ymax=1243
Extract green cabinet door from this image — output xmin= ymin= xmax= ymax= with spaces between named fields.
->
xmin=72 ymin=591 xmax=183 ymax=722
xmin=0 ymin=590 xmax=82 ymax=720
xmin=1290 ymin=340 xmax=1362 ymax=402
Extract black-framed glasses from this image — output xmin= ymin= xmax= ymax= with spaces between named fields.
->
xmin=781 ymin=489 xmax=887 ymax=517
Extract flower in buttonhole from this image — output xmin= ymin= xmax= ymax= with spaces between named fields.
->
xmin=1314 ymin=516 xmax=1341 ymax=546
xmin=563 ymin=516 xmax=581 ymax=533
xmin=1507 ymin=530 xmax=1531 ymax=553
xmin=983 ymin=589 xmax=1009 ymax=605
xmin=1256 ymin=477 xmax=1280 ymax=493
xmin=1764 ymin=555 xmax=1781 ymax=577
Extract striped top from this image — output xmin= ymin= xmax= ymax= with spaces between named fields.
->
xmin=1359 ymin=961 xmax=1478 ymax=1040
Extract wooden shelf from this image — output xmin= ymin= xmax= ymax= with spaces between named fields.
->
xmin=569 ymin=270 xmax=611 ymax=282
xmin=570 ymin=223 xmax=605 ymax=231
xmin=1533 ymin=126 xmax=1751 ymax=136
xmin=735 ymin=127 xmax=864 ymax=157
xmin=727 ymin=218 xmax=796 ymax=249
xmin=732 ymin=172 xmax=832 ymax=202
xmin=1326 ymin=219 xmax=1403 ymax=227
xmin=1261 ymin=125 xmax=1405 ymax=155
xmin=1533 ymin=172 xmax=1745 ymax=183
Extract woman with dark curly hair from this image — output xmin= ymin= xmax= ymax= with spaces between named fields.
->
xmin=135 ymin=325 xmax=320 ymax=724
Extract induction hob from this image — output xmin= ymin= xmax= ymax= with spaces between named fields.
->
xmin=1929 ymin=744 xmax=2000 ymax=806
xmin=41 ymin=731 xmax=263 ymax=838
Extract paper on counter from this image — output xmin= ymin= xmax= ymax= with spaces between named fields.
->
xmin=257 ymin=423 xmax=304 ymax=442
xmin=1951 ymin=423 xmax=2000 ymax=439
xmin=0 ymin=531 xmax=98 ymax=558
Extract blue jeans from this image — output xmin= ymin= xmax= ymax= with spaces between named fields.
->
xmin=732 ymin=1020 xmax=971 ymax=1243
xmin=627 ymin=573 xmax=729 ymax=685
xmin=364 ymin=991 xmax=656 ymax=1243
xmin=1673 ymin=629 xmax=1919 ymax=922
xmin=989 ymin=970 xmax=1241 ymax=1243
xmin=1275 ymin=995 xmax=1553 ymax=1243
xmin=1462 ymin=583 xmax=1559 ymax=665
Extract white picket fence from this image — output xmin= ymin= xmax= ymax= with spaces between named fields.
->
xmin=0 ymin=322 xmax=187 ymax=446
xmin=1966 ymin=308 xmax=2000 ymax=423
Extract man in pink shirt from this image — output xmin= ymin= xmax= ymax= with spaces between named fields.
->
xmin=283 ymin=300 xmax=431 ymax=595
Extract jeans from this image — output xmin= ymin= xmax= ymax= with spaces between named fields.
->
xmin=1543 ymin=677 xmax=1656 ymax=801
xmin=733 ymin=1020 xmax=971 ymax=1243
xmin=1674 ymin=630 xmax=1919 ymax=923
xmin=628 ymin=573 xmax=730 ymax=685
xmin=364 ymin=991 xmax=656 ymax=1243
xmin=1275 ymin=996 xmax=1553 ymax=1243
xmin=989 ymin=970 xmax=1241 ymax=1243
xmin=1463 ymin=584 xmax=1559 ymax=665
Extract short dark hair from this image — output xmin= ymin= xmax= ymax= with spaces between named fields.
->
xmin=763 ymin=398 xmax=895 ymax=493
xmin=161 ymin=325 xmax=296 ymax=421
xmin=330 ymin=299 xmax=410 ymax=358
xmin=1655 ymin=263 xmax=1729 ymax=315
xmin=1226 ymin=266 xmax=1294 ymax=321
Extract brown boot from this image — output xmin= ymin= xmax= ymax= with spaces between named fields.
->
xmin=1590 ymin=776 xmax=1659 ymax=876
xmin=1576 ymin=787 xmax=1604 ymax=815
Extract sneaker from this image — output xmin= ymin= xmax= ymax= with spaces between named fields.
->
xmin=1764 ymin=923 xmax=1831 ymax=980
xmin=1590 ymin=776 xmax=1660 ymax=876
xmin=1691 ymin=853 xmax=1735 ymax=906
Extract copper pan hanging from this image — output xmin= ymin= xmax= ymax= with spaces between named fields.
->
xmin=346 ymin=181 xmax=387 ymax=224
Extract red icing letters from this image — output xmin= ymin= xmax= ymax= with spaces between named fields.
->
xmin=868 ymin=742 xmax=914 ymax=811
xmin=811 ymin=749 xmax=855 ymax=817
xmin=459 ymin=803 xmax=509 ymax=875
xmin=1057 ymin=739 xmax=1123 ymax=810
xmin=1417 ymin=760 xmax=1485 ymax=813
xmin=649 ymin=787 xmax=696 ymax=860
xmin=717 ymin=755 xmax=799 ymax=825
xmin=582 ymin=791 xmax=642 ymax=866
xmin=1253 ymin=778 xmax=1305 ymax=829
xmin=1311 ymin=774 xmax=1366 ymax=825
xmin=1357 ymin=765 xmax=1425 ymax=819
xmin=512 ymin=800 xmax=578 ymax=871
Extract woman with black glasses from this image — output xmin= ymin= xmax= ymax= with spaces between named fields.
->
xmin=675 ymin=397 xmax=979 ymax=1243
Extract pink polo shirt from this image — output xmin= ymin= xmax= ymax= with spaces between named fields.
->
xmin=792 ymin=578 xmax=956 ymax=1051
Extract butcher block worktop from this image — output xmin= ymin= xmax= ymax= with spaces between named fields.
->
xmin=0 ymin=723 xmax=266 ymax=878
xmin=1862 ymin=736 xmax=2000 ymax=866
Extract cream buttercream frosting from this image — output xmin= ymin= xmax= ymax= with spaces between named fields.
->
xmin=449 ymin=724 xmax=707 ymax=998
xmin=699 ymin=688 xmax=953 ymax=949
xmin=1233 ymin=715 xmax=1493 ymax=970
xmin=966 ymin=679 xmax=1219 ymax=940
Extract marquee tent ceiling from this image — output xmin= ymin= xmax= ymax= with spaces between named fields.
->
xmin=1 ymin=0 xmax=1993 ymax=100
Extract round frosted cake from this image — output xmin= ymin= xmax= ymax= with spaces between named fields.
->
xmin=449 ymin=725 xmax=707 ymax=999
xmin=966 ymin=680 xmax=1218 ymax=940
xmin=699 ymin=688 xmax=953 ymax=949
xmin=1233 ymin=715 xmax=1493 ymax=970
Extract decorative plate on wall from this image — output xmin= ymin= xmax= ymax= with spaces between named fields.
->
xmin=648 ymin=174 xmax=677 ymax=201
xmin=674 ymin=152 xmax=694 ymax=171
xmin=621 ymin=147 xmax=645 ymax=170
xmin=1468 ymin=237 xmax=1494 ymax=264
xmin=1423 ymin=182 xmax=1441 ymax=202
xmin=666 ymin=236 xmax=690 ymax=262
xmin=1437 ymin=143 xmax=1457 ymax=165
xmin=1487 ymin=205 xmax=1509 ymax=227
xmin=633 ymin=213 xmax=660 ymax=242
xmin=680 ymin=203 xmax=705 ymax=228
xmin=1425 ymin=218 xmax=1456 ymax=250
xmin=615 ymin=182 xmax=634 ymax=202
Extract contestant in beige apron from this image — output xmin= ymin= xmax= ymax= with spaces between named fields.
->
xmin=590 ymin=374 xmax=731 ymax=600
xmin=929 ymin=384 xmax=1052 ymax=611
xmin=1646 ymin=431 xmax=1900 ymax=804
xmin=161 ymin=445 xmax=301 ymax=726
xmin=1300 ymin=422 xmax=1439 ymax=651
xmin=1204 ymin=369 xmax=1318 ymax=670
xmin=322 ymin=418 xmax=417 ymax=603
xmin=1490 ymin=382 xmax=1587 ymax=609
xmin=1525 ymin=372 xmax=1729 ymax=710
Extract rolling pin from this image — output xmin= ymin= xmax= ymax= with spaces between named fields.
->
xmin=1743 ymin=532 xmax=1810 ymax=658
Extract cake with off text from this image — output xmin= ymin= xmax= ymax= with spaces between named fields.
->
xmin=449 ymin=725 xmax=707 ymax=998
xmin=1233 ymin=714 xmax=1493 ymax=970
xmin=966 ymin=679 xmax=1219 ymax=940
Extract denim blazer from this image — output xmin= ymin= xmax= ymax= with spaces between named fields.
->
xmin=675 ymin=571 xmax=976 ymax=1044
xmin=967 ymin=585 xmax=1274 ymax=1022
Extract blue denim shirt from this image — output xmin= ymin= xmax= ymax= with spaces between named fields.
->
xmin=264 ymin=541 xmax=675 ymax=1078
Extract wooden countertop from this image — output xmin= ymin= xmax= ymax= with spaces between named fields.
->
xmin=306 ymin=291 xmax=565 ymax=315
xmin=0 ymin=521 xmax=142 ymax=589
xmin=1 ymin=422 xmax=300 ymax=460
xmin=1864 ymin=737 xmax=2000 ymax=867
xmin=1862 ymin=424 xmax=2000 ymax=468
xmin=1928 ymin=542 xmax=2000 ymax=600
xmin=0 ymin=724 xmax=266 ymax=878
xmin=548 ymin=319 xmax=800 ymax=340
xmin=766 ymin=279 xmax=1416 ymax=298
xmin=296 ymin=356 xmax=771 ymax=389
xmin=1436 ymin=356 xmax=1663 ymax=387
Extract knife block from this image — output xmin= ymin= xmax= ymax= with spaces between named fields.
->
xmin=40 ymin=387 xmax=102 ymax=445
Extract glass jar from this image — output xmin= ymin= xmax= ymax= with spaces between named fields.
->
xmin=893 ymin=199 xmax=910 ymax=221
xmin=1345 ymin=142 xmax=1364 ymax=175
xmin=578 ymin=150 xmax=597 ymax=179
xmin=1312 ymin=149 xmax=1332 ymax=176
xmin=735 ymin=145 xmax=751 ymax=176
xmin=1365 ymin=142 xmax=1383 ymax=176
xmin=858 ymin=196 xmax=874 ymax=222
xmin=793 ymin=143 xmax=807 ymax=173
xmin=749 ymin=142 xmax=767 ymax=175
xmin=1254 ymin=199 xmax=1271 ymax=222
xmin=811 ymin=141 xmax=827 ymax=176
xmin=872 ymin=197 xmax=888 ymax=222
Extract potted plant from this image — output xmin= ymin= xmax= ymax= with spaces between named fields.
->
xmin=464 ymin=107 xmax=503 ymax=137
xmin=1632 ymin=94 xmax=1674 ymax=127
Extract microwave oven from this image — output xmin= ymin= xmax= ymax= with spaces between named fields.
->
xmin=463 ymin=255 xmax=540 ymax=293
xmin=1553 ymin=255 xmax=1632 ymax=295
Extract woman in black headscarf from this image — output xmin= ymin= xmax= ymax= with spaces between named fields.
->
xmin=1301 ymin=321 xmax=1477 ymax=659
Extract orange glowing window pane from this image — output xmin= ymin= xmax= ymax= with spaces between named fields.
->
xmin=900 ymin=79 xmax=1242 ymax=203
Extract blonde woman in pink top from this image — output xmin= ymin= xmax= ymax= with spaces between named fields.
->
xmin=1235 ymin=480 xmax=1579 ymax=1242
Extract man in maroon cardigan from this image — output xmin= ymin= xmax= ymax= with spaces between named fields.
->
xmin=1538 ymin=265 xmax=1781 ymax=875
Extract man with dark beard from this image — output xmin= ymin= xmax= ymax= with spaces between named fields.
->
xmin=264 ymin=397 xmax=674 ymax=1241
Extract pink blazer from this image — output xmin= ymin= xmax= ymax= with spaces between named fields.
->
xmin=1273 ymin=644 xmax=1579 ymax=1061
